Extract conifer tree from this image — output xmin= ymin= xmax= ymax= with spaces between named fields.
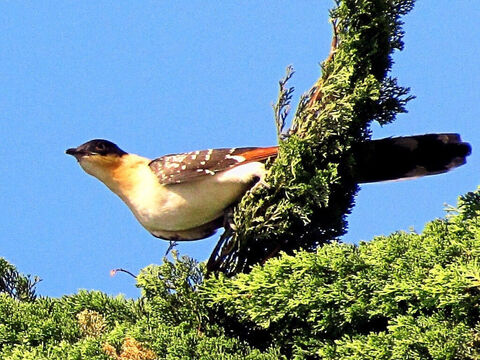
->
xmin=0 ymin=258 xmax=39 ymax=302
xmin=208 ymin=0 xmax=415 ymax=274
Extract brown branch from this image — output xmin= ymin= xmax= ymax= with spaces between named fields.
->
xmin=307 ymin=19 xmax=340 ymax=107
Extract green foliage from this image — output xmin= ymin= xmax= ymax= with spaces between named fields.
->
xmin=136 ymin=251 xmax=205 ymax=328
xmin=204 ymin=189 xmax=480 ymax=358
xmin=0 ymin=289 xmax=140 ymax=360
xmin=0 ymin=258 xmax=40 ymax=302
xmin=209 ymin=0 xmax=416 ymax=275
xmin=1 ymin=189 xmax=480 ymax=358
xmin=0 ymin=254 xmax=283 ymax=359
xmin=5 ymin=212 xmax=475 ymax=355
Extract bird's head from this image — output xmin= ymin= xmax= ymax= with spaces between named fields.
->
xmin=66 ymin=139 xmax=127 ymax=180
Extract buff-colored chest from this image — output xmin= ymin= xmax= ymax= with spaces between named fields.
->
xmin=80 ymin=154 xmax=265 ymax=233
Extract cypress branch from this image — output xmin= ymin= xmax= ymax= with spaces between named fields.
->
xmin=208 ymin=0 xmax=416 ymax=275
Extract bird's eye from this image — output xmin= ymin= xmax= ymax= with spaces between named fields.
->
xmin=96 ymin=143 xmax=106 ymax=152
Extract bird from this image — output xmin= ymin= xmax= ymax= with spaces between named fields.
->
xmin=66 ymin=134 xmax=471 ymax=241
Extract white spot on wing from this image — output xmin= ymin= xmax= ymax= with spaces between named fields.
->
xmin=215 ymin=161 xmax=266 ymax=183
xmin=225 ymin=154 xmax=245 ymax=162
xmin=204 ymin=149 xmax=213 ymax=161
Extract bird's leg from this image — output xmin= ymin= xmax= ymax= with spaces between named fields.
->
xmin=222 ymin=205 xmax=237 ymax=231
xmin=249 ymin=174 xmax=270 ymax=193
xmin=207 ymin=174 xmax=269 ymax=272
xmin=164 ymin=240 xmax=178 ymax=256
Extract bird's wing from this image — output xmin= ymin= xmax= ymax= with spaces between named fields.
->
xmin=149 ymin=146 xmax=278 ymax=185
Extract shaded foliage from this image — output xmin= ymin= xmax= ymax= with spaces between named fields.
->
xmin=0 ymin=258 xmax=40 ymax=302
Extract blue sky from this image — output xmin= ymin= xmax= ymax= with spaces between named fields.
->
xmin=1 ymin=2 xmax=478 ymax=298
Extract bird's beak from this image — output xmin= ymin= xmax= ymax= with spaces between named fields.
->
xmin=66 ymin=147 xmax=88 ymax=161
xmin=66 ymin=148 xmax=78 ymax=156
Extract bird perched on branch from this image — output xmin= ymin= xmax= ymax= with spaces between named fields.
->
xmin=66 ymin=134 xmax=471 ymax=241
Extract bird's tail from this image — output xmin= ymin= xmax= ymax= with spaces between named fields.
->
xmin=353 ymin=133 xmax=471 ymax=183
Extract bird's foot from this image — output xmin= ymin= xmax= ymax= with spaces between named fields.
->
xmin=250 ymin=175 xmax=270 ymax=192
xmin=165 ymin=240 xmax=178 ymax=256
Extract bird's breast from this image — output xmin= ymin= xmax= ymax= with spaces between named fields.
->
xmin=117 ymin=161 xmax=265 ymax=233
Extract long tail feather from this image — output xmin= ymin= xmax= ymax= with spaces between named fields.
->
xmin=353 ymin=133 xmax=471 ymax=183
